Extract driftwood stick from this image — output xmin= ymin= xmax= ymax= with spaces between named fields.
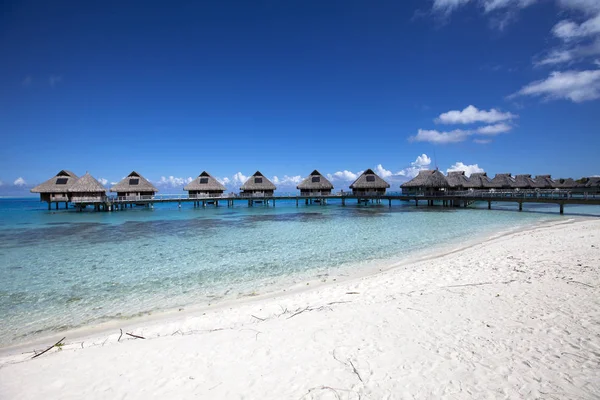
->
xmin=349 ymin=359 xmax=364 ymax=383
xmin=567 ymin=280 xmax=594 ymax=288
xmin=126 ymin=332 xmax=145 ymax=340
xmin=287 ymin=306 xmax=310 ymax=320
xmin=32 ymin=337 xmax=66 ymax=359
xmin=251 ymin=314 xmax=266 ymax=321
xmin=118 ymin=329 xmax=123 ymax=342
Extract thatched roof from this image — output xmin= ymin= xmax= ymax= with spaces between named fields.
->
xmin=464 ymin=172 xmax=492 ymax=189
xmin=512 ymin=174 xmax=536 ymax=189
xmin=350 ymin=169 xmax=390 ymax=189
xmin=445 ymin=171 xmax=469 ymax=188
xmin=240 ymin=171 xmax=277 ymax=191
xmin=554 ymin=178 xmax=576 ymax=188
xmin=532 ymin=175 xmax=555 ymax=189
xmin=30 ymin=170 xmax=79 ymax=193
xmin=297 ymin=170 xmax=334 ymax=190
xmin=110 ymin=171 xmax=158 ymax=193
xmin=184 ymin=171 xmax=226 ymax=192
xmin=489 ymin=173 xmax=515 ymax=189
xmin=585 ymin=177 xmax=600 ymax=188
xmin=401 ymin=170 xmax=449 ymax=188
xmin=68 ymin=173 xmax=106 ymax=193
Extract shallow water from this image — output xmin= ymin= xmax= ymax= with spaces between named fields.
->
xmin=1 ymin=197 xmax=599 ymax=346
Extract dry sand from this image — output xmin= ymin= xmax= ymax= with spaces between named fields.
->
xmin=1 ymin=218 xmax=599 ymax=399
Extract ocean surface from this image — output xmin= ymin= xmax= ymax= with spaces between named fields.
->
xmin=1 ymin=196 xmax=599 ymax=347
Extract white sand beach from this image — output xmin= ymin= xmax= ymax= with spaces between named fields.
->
xmin=1 ymin=218 xmax=599 ymax=399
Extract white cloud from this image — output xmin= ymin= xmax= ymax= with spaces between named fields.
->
xmin=98 ymin=178 xmax=108 ymax=186
xmin=557 ymin=0 xmax=600 ymax=13
xmin=13 ymin=177 xmax=27 ymax=186
xmin=409 ymin=128 xmax=471 ymax=144
xmin=432 ymin=0 xmax=472 ymax=15
xmin=473 ymin=138 xmax=493 ymax=144
xmin=110 ymin=181 xmax=118 ymax=185
xmin=326 ymin=170 xmax=360 ymax=182
xmin=446 ymin=162 xmax=485 ymax=177
xmin=156 ymin=176 xmax=193 ymax=187
xmin=510 ymin=69 xmax=600 ymax=102
xmin=231 ymin=172 xmax=248 ymax=186
xmin=436 ymin=105 xmax=517 ymax=124
xmin=476 ymin=123 xmax=513 ymax=134
xmin=272 ymin=175 xmax=302 ymax=186
xmin=397 ymin=154 xmax=433 ymax=178
xmin=552 ymin=13 xmax=600 ymax=41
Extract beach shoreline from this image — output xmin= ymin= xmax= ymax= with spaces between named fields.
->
xmin=1 ymin=217 xmax=599 ymax=398
xmin=0 ymin=215 xmax=582 ymax=357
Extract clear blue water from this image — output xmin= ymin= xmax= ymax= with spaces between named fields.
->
xmin=1 ymin=197 xmax=599 ymax=347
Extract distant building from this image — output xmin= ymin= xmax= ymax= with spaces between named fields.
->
xmin=110 ymin=171 xmax=158 ymax=200
xmin=30 ymin=170 xmax=79 ymax=209
xmin=240 ymin=171 xmax=276 ymax=196
xmin=489 ymin=173 xmax=515 ymax=190
xmin=445 ymin=171 xmax=469 ymax=191
xmin=184 ymin=171 xmax=226 ymax=198
xmin=400 ymin=170 xmax=449 ymax=195
xmin=464 ymin=172 xmax=493 ymax=189
xmin=68 ymin=172 xmax=107 ymax=203
xmin=532 ymin=175 xmax=556 ymax=189
xmin=349 ymin=169 xmax=390 ymax=196
xmin=512 ymin=174 xmax=536 ymax=190
xmin=297 ymin=170 xmax=334 ymax=196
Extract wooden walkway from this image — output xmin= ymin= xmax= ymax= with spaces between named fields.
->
xmin=66 ymin=190 xmax=600 ymax=215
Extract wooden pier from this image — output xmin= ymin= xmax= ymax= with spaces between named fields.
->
xmin=65 ymin=190 xmax=600 ymax=215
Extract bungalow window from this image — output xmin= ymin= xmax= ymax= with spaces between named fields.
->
xmin=255 ymin=178 xmax=263 ymax=184
xmin=56 ymin=178 xmax=68 ymax=184
xmin=366 ymin=176 xmax=375 ymax=182
xmin=129 ymin=178 xmax=139 ymax=185
xmin=311 ymin=177 xmax=320 ymax=183
xmin=200 ymin=178 xmax=209 ymax=184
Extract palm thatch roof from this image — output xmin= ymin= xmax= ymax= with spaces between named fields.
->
xmin=489 ymin=173 xmax=515 ymax=189
xmin=297 ymin=170 xmax=334 ymax=190
xmin=401 ymin=170 xmax=449 ymax=188
xmin=445 ymin=171 xmax=469 ymax=188
xmin=464 ymin=172 xmax=492 ymax=189
xmin=585 ymin=177 xmax=600 ymax=188
xmin=30 ymin=170 xmax=79 ymax=193
xmin=532 ymin=175 xmax=555 ymax=189
xmin=554 ymin=178 xmax=576 ymax=188
xmin=240 ymin=171 xmax=277 ymax=191
xmin=68 ymin=173 xmax=106 ymax=193
xmin=512 ymin=174 xmax=536 ymax=189
xmin=110 ymin=171 xmax=158 ymax=193
xmin=184 ymin=171 xmax=226 ymax=192
xmin=350 ymin=169 xmax=390 ymax=189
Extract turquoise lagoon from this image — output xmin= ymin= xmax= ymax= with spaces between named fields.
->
xmin=1 ymin=197 xmax=598 ymax=347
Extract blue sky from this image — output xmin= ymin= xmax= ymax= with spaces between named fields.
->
xmin=1 ymin=0 xmax=599 ymax=195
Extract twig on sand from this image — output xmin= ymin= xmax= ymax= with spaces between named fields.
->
xmin=441 ymin=279 xmax=515 ymax=289
xmin=346 ymin=292 xmax=360 ymax=295
xmin=567 ymin=280 xmax=595 ymax=288
xmin=32 ymin=337 xmax=66 ymax=359
xmin=251 ymin=314 xmax=266 ymax=321
xmin=126 ymin=332 xmax=145 ymax=340
xmin=299 ymin=386 xmax=344 ymax=400
xmin=287 ymin=306 xmax=311 ymax=319
xmin=118 ymin=329 xmax=123 ymax=342
xmin=348 ymin=360 xmax=364 ymax=383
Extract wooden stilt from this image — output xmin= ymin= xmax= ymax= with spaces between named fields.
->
xmin=560 ymin=203 xmax=564 ymax=214
xmin=518 ymin=202 xmax=523 ymax=212
xmin=488 ymin=201 xmax=491 ymax=210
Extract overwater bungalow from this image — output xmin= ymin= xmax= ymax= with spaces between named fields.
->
xmin=30 ymin=170 xmax=79 ymax=209
xmin=297 ymin=170 xmax=334 ymax=196
xmin=184 ymin=171 xmax=226 ymax=198
xmin=110 ymin=171 xmax=158 ymax=200
xmin=349 ymin=169 xmax=390 ymax=196
xmin=585 ymin=177 xmax=600 ymax=193
xmin=401 ymin=170 xmax=449 ymax=195
xmin=464 ymin=172 xmax=493 ymax=190
xmin=240 ymin=171 xmax=276 ymax=197
xmin=532 ymin=175 xmax=556 ymax=189
xmin=489 ymin=173 xmax=515 ymax=190
xmin=68 ymin=173 xmax=107 ymax=204
xmin=512 ymin=174 xmax=536 ymax=190
xmin=554 ymin=178 xmax=576 ymax=189
xmin=445 ymin=171 xmax=469 ymax=191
